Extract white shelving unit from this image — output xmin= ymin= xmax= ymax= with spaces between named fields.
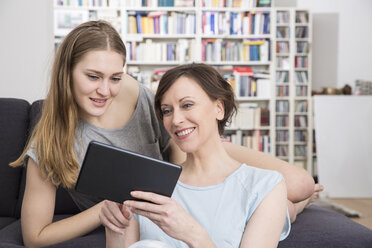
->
xmin=119 ymin=0 xmax=276 ymax=156
xmin=272 ymin=8 xmax=313 ymax=172
xmin=53 ymin=1 xmax=314 ymax=172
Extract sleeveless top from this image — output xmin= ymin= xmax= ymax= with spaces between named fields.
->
xmin=25 ymin=83 xmax=171 ymax=210
xmin=135 ymin=164 xmax=291 ymax=247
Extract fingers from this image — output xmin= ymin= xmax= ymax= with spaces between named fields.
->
xmin=121 ymin=204 xmax=133 ymax=220
xmin=99 ymin=200 xmax=131 ymax=234
xmin=124 ymin=199 xmax=163 ymax=215
xmin=131 ymin=191 xmax=168 ymax=205
xmin=124 ymin=191 xmax=176 ymax=224
xmin=100 ymin=212 xmax=125 ymax=235
xmin=130 ymin=208 xmax=162 ymax=223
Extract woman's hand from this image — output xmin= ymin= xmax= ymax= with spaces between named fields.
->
xmin=100 ymin=200 xmax=133 ymax=235
xmin=124 ymin=191 xmax=208 ymax=246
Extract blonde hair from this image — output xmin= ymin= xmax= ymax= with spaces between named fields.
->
xmin=11 ymin=20 xmax=126 ymax=189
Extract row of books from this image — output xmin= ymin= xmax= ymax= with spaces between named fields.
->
xmin=276 ymin=71 xmax=288 ymax=83
xmin=229 ymin=104 xmax=270 ymax=129
xmin=294 ymin=116 xmax=307 ymax=127
xmin=130 ymin=66 xmax=271 ymax=95
xmin=278 ymin=145 xmax=310 ymax=159
xmin=276 ymin=100 xmax=289 ymax=112
xmin=295 ymin=71 xmax=308 ymax=83
xmin=276 ymin=85 xmax=289 ymax=97
xmin=296 ymin=85 xmax=308 ymax=96
xmin=242 ymin=131 xmax=270 ymax=153
xmin=295 ymin=11 xmax=309 ymax=24
xmin=276 ymin=27 xmax=289 ymax=39
xmin=276 ymin=116 xmax=289 ymax=127
xmin=294 ymin=145 xmax=307 ymax=157
xmin=294 ymin=130 xmax=308 ymax=142
xmin=127 ymin=11 xmax=195 ymax=34
xmin=230 ymin=67 xmax=271 ymax=98
xmin=222 ymin=131 xmax=270 ymax=153
xmin=276 ymin=57 xmax=290 ymax=70
xmin=55 ymin=0 xmax=120 ymax=7
xmin=276 ymin=11 xmax=289 ymax=24
xmin=202 ymin=11 xmax=270 ymax=35
xmin=202 ymin=39 xmax=270 ymax=62
xmin=295 ymin=56 xmax=308 ymax=68
xmin=126 ymin=0 xmax=194 ymax=7
xmin=126 ymin=39 xmax=196 ymax=62
xmin=295 ymin=100 xmax=308 ymax=112
xmin=295 ymin=26 xmax=308 ymax=38
xmin=203 ymin=0 xmax=271 ymax=8
xmin=276 ymin=145 xmax=288 ymax=156
xmin=276 ymin=130 xmax=288 ymax=142
xmin=276 ymin=41 xmax=309 ymax=53
xmin=275 ymin=99 xmax=309 ymax=112
xmin=275 ymin=87 xmax=311 ymax=99
xmin=296 ymin=41 xmax=309 ymax=53
xmin=277 ymin=56 xmax=309 ymax=69
xmin=276 ymin=41 xmax=289 ymax=53
xmin=276 ymin=71 xmax=308 ymax=84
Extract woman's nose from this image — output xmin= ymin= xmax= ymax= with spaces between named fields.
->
xmin=172 ymin=108 xmax=184 ymax=125
xmin=97 ymin=80 xmax=109 ymax=96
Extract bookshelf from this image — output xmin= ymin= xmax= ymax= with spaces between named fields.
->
xmin=53 ymin=1 xmax=314 ymax=173
xmin=121 ymin=0 xmax=276 ymax=157
xmin=272 ymin=8 xmax=313 ymax=173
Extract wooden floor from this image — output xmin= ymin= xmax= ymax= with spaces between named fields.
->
xmin=331 ymin=198 xmax=372 ymax=230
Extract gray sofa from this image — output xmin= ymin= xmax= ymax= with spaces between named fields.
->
xmin=1 ymin=97 xmax=372 ymax=247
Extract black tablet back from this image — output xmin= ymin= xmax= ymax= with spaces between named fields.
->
xmin=75 ymin=141 xmax=182 ymax=203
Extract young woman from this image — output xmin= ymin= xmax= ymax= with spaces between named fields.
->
xmin=11 ymin=20 xmax=316 ymax=247
xmin=105 ymin=63 xmax=291 ymax=247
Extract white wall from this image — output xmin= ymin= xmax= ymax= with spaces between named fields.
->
xmin=0 ymin=0 xmax=53 ymax=103
xmin=293 ymin=0 xmax=372 ymax=91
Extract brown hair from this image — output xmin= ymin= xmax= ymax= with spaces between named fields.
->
xmin=154 ymin=63 xmax=236 ymax=135
xmin=10 ymin=20 xmax=126 ymax=189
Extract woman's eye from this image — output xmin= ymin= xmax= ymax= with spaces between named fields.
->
xmin=162 ymin=109 xmax=171 ymax=116
xmin=183 ymin=103 xmax=193 ymax=109
xmin=87 ymin=75 xmax=99 ymax=80
xmin=111 ymin=77 xmax=122 ymax=82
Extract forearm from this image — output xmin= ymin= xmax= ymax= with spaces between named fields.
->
xmin=106 ymin=228 xmax=125 ymax=248
xmin=23 ymin=201 xmax=103 ymax=248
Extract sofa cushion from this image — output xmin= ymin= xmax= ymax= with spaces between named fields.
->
xmin=0 ymin=98 xmax=30 ymax=218
xmin=278 ymin=205 xmax=372 ymax=248
xmin=0 ymin=217 xmax=16 ymax=230
xmin=15 ymin=100 xmax=80 ymax=218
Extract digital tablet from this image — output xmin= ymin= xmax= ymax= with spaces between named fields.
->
xmin=75 ymin=141 xmax=182 ymax=203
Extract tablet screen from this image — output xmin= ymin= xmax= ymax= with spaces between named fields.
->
xmin=75 ymin=141 xmax=182 ymax=203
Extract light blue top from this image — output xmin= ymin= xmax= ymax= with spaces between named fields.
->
xmin=135 ymin=164 xmax=291 ymax=247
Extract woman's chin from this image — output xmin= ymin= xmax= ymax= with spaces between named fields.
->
xmin=178 ymin=145 xmax=197 ymax=154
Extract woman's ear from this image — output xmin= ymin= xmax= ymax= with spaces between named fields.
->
xmin=215 ymin=99 xmax=225 ymax=121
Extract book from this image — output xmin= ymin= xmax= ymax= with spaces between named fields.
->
xmin=256 ymin=79 xmax=271 ymax=98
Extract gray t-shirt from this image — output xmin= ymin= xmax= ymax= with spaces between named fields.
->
xmin=26 ymin=83 xmax=171 ymax=210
